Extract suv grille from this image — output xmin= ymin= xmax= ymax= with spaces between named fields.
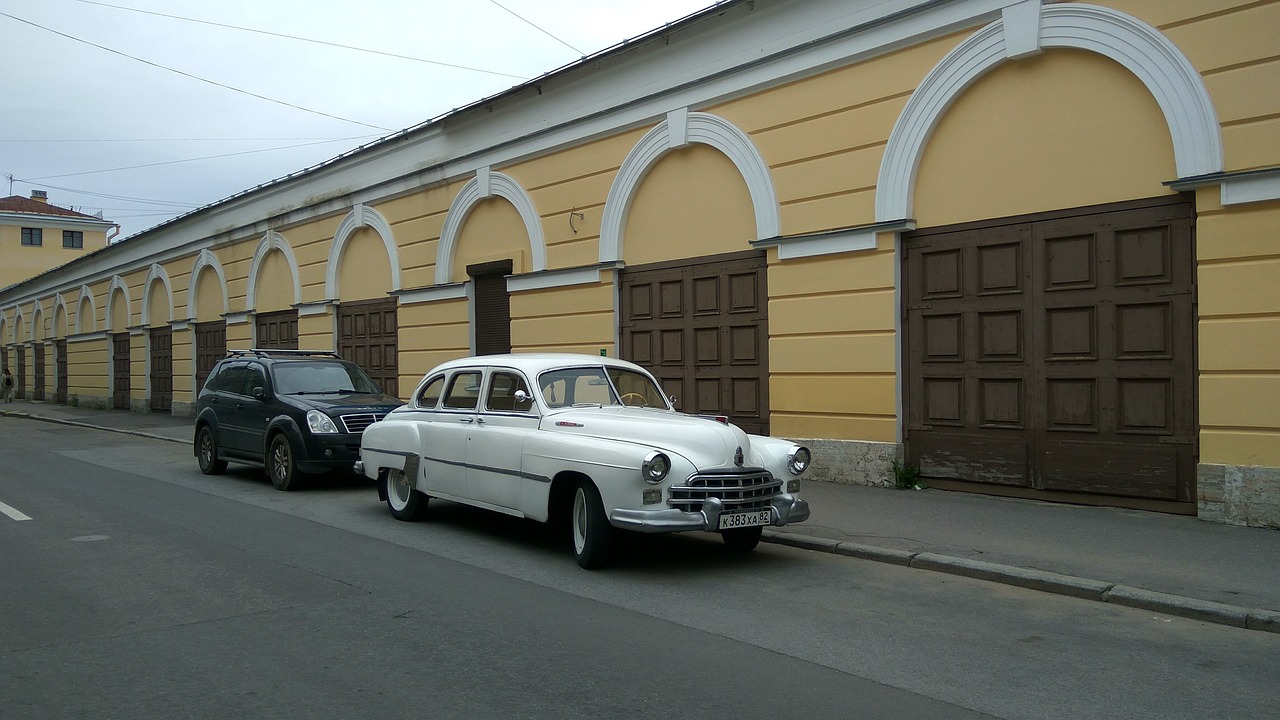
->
xmin=339 ymin=413 xmax=387 ymax=434
xmin=668 ymin=471 xmax=782 ymax=512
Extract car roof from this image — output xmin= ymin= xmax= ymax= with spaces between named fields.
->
xmin=427 ymin=353 xmax=646 ymax=376
xmin=219 ymin=350 xmax=351 ymax=365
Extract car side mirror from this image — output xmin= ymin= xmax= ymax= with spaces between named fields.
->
xmin=513 ymin=389 xmax=533 ymax=411
xmin=252 ymin=387 xmax=267 ymax=400
xmin=668 ymin=395 xmax=678 ymax=408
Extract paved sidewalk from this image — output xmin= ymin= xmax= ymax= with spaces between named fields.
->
xmin=5 ymin=399 xmax=1279 ymax=633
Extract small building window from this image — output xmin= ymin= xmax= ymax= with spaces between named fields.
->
xmin=63 ymin=230 xmax=84 ymax=248
xmin=21 ymin=228 xmax=43 ymax=246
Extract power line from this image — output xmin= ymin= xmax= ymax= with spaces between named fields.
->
xmin=487 ymin=0 xmax=584 ymax=55
xmin=70 ymin=0 xmax=530 ymax=80
xmin=15 ymin=181 xmax=198 ymax=208
xmin=0 ymin=11 xmax=394 ymax=132
xmin=20 ymin=139 xmax=360 ymax=181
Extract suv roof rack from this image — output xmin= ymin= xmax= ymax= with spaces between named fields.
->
xmin=226 ymin=348 xmax=343 ymax=359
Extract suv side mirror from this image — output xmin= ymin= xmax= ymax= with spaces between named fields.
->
xmin=252 ymin=386 xmax=267 ymax=400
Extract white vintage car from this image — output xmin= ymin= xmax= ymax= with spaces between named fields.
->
xmin=357 ymin=353 xmax=811 ymax=568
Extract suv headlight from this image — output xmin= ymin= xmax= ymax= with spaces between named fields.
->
xmin=787 ymin=446 xmax=811 ymax=476
xmin=306 ymin=410 xmax=340 ymax=434
xmin=641 ymin=451 xmax=670 ymax=484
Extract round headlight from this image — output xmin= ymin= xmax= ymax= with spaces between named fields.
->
xmin=787 ymin=446 xmax=811 ymax=476
xmin=641 ymin=451 xmax=670 ymax=484
xmin=306 ymin=409 xmax=339 ymax=434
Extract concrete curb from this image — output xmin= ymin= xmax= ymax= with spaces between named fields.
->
xmin=764 ymin=530 xmax=1279 ymax=634
xmin=4 ymin=410 xmax=188 ymax=445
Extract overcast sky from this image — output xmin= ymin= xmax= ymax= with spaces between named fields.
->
xmin=1 ymin=0 xmax=722 ymax=239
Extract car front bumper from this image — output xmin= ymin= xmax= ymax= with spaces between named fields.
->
xmin=609 ymin=493 xmax=810 ymax=534
xmin=297 ymin=433 xmax=363 ymax=474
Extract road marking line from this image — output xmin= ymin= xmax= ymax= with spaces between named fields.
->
xmin=0 ymin=500 xmax=32 ymax=521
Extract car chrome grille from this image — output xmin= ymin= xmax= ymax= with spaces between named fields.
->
xmin=668 ymin=471 xmax=782 ymax=512
xmin=339 ymin=413 xmax=386 ymax=434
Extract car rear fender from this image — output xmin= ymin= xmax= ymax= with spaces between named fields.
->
xmin=358 ymin=419 xmax=423 ymax=481
xmin=193 ymin=409 xmax=221 ymax=454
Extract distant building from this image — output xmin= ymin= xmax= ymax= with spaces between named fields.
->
xmin=0 ymin=191 xmax=118 ymax=291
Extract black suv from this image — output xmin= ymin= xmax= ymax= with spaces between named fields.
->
xmin=194 ymin=349 xmax=403 ymax=490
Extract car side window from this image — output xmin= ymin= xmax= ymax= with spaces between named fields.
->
xmin=442 ymin=371 xmax=482 ymax=410
xmin=485 ymin=372 xmax=532 ymax=413
xmin=245 ymin=366 xmax=268 ymax=398
xmin=416 ymin=375 xmax=445 ymax=408
xmin=217 ymin=365 xmax=247 ymax=396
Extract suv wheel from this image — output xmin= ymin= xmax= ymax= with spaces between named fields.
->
xmin=268 ymin=434 xmax=303 ymax=491
xmin=196 ymin=425 xmax=228 ymax=475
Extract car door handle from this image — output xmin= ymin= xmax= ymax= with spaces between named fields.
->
xmin=460 ymin=417 xmax=474 ymax=423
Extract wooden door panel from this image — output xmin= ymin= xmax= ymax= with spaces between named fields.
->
xmin=621 ymin=251 xmax=768 ymax=434
xmin=55 ymin=340 xmax=67 ymax=404
xmin=906 ymin=196 xmax=1196 ymax=506
xmin=112 ymin=333 xmax=130 ymax=410
xmin=149 ymin=327 xmax=173 ymax=412
xmin=33 ymin=344 xmax=45 ymax=401
xmin=338 ymin=299 xmax=398 ymax=399
xmin=195 ymin=321 xmax=226 ymax=393
xmin=255 ymin=310 xmax=298 ymax=350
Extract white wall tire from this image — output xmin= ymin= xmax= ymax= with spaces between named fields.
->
xmin=572 ymin=481 xmax=613 ymax=569
xmin=386 ymin=468 xmax=427 ymax=521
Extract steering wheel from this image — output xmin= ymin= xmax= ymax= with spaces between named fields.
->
xmin=619 ymin=392 xmax=646 ymax=407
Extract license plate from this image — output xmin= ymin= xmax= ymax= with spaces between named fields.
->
xmin=718 ymin=509 xmax=771 ymax=530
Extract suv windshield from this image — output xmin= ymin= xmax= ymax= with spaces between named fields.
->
xmin=272 ymin=361 xmax=382 ymax=395
xmin=537 ymin=366 xmax=668 ymax=409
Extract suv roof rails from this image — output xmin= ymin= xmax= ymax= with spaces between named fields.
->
xmin=226 ymin=348 xmax=343 ymax=359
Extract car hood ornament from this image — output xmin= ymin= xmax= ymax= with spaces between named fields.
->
xmin=734 ymin=446 xmax=744 ymax=467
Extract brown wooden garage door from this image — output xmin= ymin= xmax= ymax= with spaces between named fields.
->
xmin=55 ymin=339 xmax=67 ymax=404
xmin=195 ymin=321 xmax=226 ymax=393
xmin=33 ymin=343 xmax=45 ymax=401
xmin=904 ymin=196 xmax=1196 ymax=509
xmin=338 ymin=298 xmax=399 ymax=399
xmin=255 ymin=310 xmax=298 ymax=350
xmin=620 ymin=250 xmax=769 ymax=435
xmin=149 ymin=326 xmax=172 ymax=412
xmin=112 ymin=332 xmax=130 ymax=410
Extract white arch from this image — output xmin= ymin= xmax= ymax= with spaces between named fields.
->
xmin=105 ymin=275 xmax=132 ymax=332
xmin=30 ymin=301 xmax=45 ymax=341
xmin=52 ymin=293 xmax=70 ymax=338
xmin=436 ymin=168 xmax=547 ymax=285
xmin=246 ymin=231 xmax=302 ymax=310
xmin=599 ymin=108 xmax=780 ymax=264
xmin=141 ymin=263 xmax=174 ymax=327
xmin=326 ymin=204 xmax=402 ymax=298
xmin=876 ymin=2 xmax=1223 ymax=222
xmin=12 ymin=306 xmax=26 ymax=343
xmin=188 ymin=249 xmax=230 ymax=321
xmin=75 ymin=284 xmax=97 ymax=334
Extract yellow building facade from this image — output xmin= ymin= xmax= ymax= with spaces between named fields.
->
xmin=2 ymin=0 xmax=1277 ymax=527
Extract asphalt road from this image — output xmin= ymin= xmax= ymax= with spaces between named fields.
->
xmin=2 ymin=417 xmax=1277 ymax=719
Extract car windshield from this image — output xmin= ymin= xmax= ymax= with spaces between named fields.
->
xmin=272 ymin=361 xmax=382 ymax=395
xmin=537 ymin=366 xmax=668 ymax=409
